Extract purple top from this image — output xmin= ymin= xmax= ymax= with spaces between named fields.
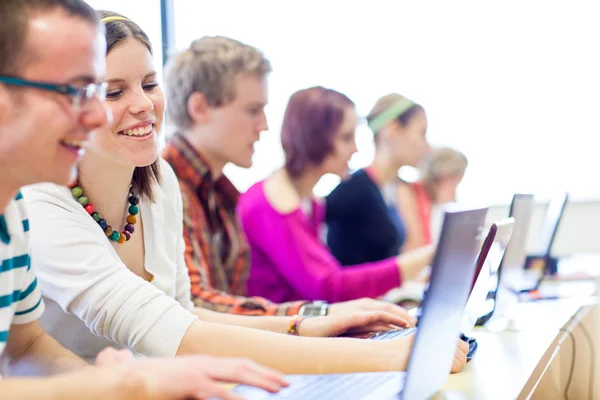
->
xmin=237 ymin=180 xmax=402 ymax=303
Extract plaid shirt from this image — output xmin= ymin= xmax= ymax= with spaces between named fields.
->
xmin=164 ymin=133 xmax=305 ymax=316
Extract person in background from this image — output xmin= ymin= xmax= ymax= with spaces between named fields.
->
xmin=164 ymin=35 xmax=418 ymax=320
xmin=398 ymin=146 xmax=468 ymax=251
xmin=24 ymin=12 xmax=468 ymax=375
xmin=326 ymin=93 xmax=431 ymax=266
xmin=238 ymin=87 xmax=434 ymax=304
xmin=0 ymin=1 xmax=286 ymax=399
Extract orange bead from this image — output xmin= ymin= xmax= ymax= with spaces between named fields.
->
xmin=117 ymin=233 xmax=126 ymax=244
xmin=126 ymin=215 xmax=137 ymax=224
xmin=104 ymin=226 xmax=114 ymax=236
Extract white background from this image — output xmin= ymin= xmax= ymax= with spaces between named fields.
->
xmin=89 ymin=0 xmax=600 ymax=205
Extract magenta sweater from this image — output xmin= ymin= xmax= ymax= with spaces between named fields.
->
xmin=237 ymin=181 xmax=402 ymax=303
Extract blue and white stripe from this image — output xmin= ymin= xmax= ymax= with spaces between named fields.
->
xmin=0 ymin=192 xmax=45 ymax=356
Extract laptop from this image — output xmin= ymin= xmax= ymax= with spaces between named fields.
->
xmin=469 ymin=218 xmax=515 ymax=326
xmin=232 ymin=205 xmax=488 ymax=400
xmin=367 ymin=219 xmax=513 ymax=344
xmin=502 ymin=193 xmax=568 ymax=294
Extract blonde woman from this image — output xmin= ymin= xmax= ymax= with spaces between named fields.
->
xmin=398 ymin=146 xmax=468 ymax=251
xmin=326 ymin=93 xmax=431 ymax=265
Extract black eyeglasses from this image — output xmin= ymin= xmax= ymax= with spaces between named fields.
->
xmin=0 ymin=76 xmax=107 ymax=112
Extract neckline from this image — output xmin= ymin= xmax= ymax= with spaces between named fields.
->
xmin=80 ymin=189 xmax=155 ymax=284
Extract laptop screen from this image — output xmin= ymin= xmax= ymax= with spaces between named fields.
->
xmin=501 ymin=194 xmax=534 ymax=271
xmin=403 ymin=206 xmax=487 ymax=400
xmin=535 ymin=192 xmax=568 ymax=257
xmin=461 ymin=219 xmax=514 ymax=330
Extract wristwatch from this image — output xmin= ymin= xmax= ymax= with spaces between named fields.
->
xmin=298 ymin=301 xmax=329 ymax=317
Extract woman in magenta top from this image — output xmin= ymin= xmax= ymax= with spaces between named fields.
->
xmin=238 ymin=87 xmax=433 ymax=303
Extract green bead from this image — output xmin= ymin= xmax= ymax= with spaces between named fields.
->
xmin=128 ymin=205 xmax=139 ymax=215
xmin=109 ymin=231 xmax=121 ymax=241
xmin=77 ymin=196 xmax=88 ymax=206
xmin=92 ymin=212 xmax=101 ymax=222
xmin=71 ymin=186 xmax=83 ymax=198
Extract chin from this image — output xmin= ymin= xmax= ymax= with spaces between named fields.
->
xmin=133 ymin=152 xmax=160 ymax=168
xmin=233 ymin=157 xmax=253 ymax=170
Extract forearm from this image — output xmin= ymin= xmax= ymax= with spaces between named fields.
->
xmin=6 ymin=332 xmax=87 ymax=376
xmin=194 ymin=307 xmax=292 ymax=334
xmin=396 ymin=245 xmax=434 ymax=282
xmin=0 ymin=366 xmax=133 ymax=400
xmin=177 ymin=320 xmax=399 ymax=374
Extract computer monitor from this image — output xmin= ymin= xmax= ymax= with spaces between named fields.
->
xmin=535 ymin=192 xmax=569 ymax=259
xmin=500 ymin=194 xmax=534 ymax=272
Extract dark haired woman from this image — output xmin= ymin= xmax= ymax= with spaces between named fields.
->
xmin=238 ymin=87 xmax=433 ymax=304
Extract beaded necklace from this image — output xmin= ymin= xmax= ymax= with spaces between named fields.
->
xmin=69 ymin=181 xmax=139 ymax=244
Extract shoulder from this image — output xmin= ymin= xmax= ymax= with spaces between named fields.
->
xmin=396 ymin=180 xmax=419 ymax=214
xmin=238 ymin=180 xmax=269 ymax=218
xmin=21 ymin=183 xmax=78 ymax=213
xmin=151 ymin=159 xmax=182 ymax=207
xmin=326 ymin=170 xmax=374 ymax=217
xmin=238 ymin=172 xmax=301 ymax=225
xmin=261 ymin=171 xmax=302 ymax=215
xmin=157 ymin=158 xmax=180 ymax=196
xmin=397 ymin=180 xmax=416 ymax=198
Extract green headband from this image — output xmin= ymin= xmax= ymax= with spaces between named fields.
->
xmin=367 ymin=97 xmax=415 ymax=132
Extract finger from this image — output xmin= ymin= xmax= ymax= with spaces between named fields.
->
xmin=451 ymin=344 xmax=468 ymax=373
xmin=382 ymin=303 xmax=418 ymax=325
xmin=458 ymin=338 xmax=469 ymax=355
xmin=362 ymin=311 xmax=412 ymax=328
xmin=351 ymin=322 xmax=408 ymax=333
xmin=207 ymin=359 xmax=288 ymax=392
xmin=95 ymin=347 xmax=133 ymax=365
xmin=194 ymin=385 xmax=246 ymax=400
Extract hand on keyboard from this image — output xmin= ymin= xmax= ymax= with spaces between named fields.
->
xmin=299 ymin=310 xmax=414 ymax=337
xmin=377 ymin=330 xmax=469 ymax=373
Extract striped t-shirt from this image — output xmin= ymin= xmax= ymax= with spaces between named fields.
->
xmin=0 ymin=192 xmax=45 ymax=357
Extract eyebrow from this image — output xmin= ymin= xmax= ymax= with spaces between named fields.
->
xmin=105 ymin=78 xmax=126 ymax=85
xmin=67 ymin=75 xmax=98 ymax=86
xmin=105 ymin=72 xmax=157 ymax=85
xmin=248 ymin=101 xmax=267 ymax=107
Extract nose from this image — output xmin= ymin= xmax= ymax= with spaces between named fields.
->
xmin=257 ymin=109 xmax=268 ymax=133
xmin=80 ymin=94 xmax=110 ymax=133
xmin=129 ymin=87 xmax=154 ymax=115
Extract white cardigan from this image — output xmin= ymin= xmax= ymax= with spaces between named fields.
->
xmin=22 ymin=159 xmax=197 ymax=361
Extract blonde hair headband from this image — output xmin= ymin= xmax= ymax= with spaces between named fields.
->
xmin=368 ymin=97 xmax=415 ymax=133
xmin=101 ymin=16 xmax=128 ymax=23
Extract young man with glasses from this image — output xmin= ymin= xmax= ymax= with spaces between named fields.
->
xmin=0 ymin=1 xmax=287 ymax=398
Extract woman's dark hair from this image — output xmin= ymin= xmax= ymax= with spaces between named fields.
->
xmin=98 ymin=10 xmax=161 ymax=201
xmin=281 ymin=86 xmax=355 ymax=178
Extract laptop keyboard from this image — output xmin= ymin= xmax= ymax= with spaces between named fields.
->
xmin=232 ymin=372 xmax=405 ymax=400
xmin=369 ymin=327 xmax=417 ymax=340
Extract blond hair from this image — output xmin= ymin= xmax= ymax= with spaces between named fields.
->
xmin=421 ymin=147 xmax=468 ymax=182
xmin=164 ymin=36 xmax=272 ymax=130
xmin=366 ymin=93 xmax=424 ymax=135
